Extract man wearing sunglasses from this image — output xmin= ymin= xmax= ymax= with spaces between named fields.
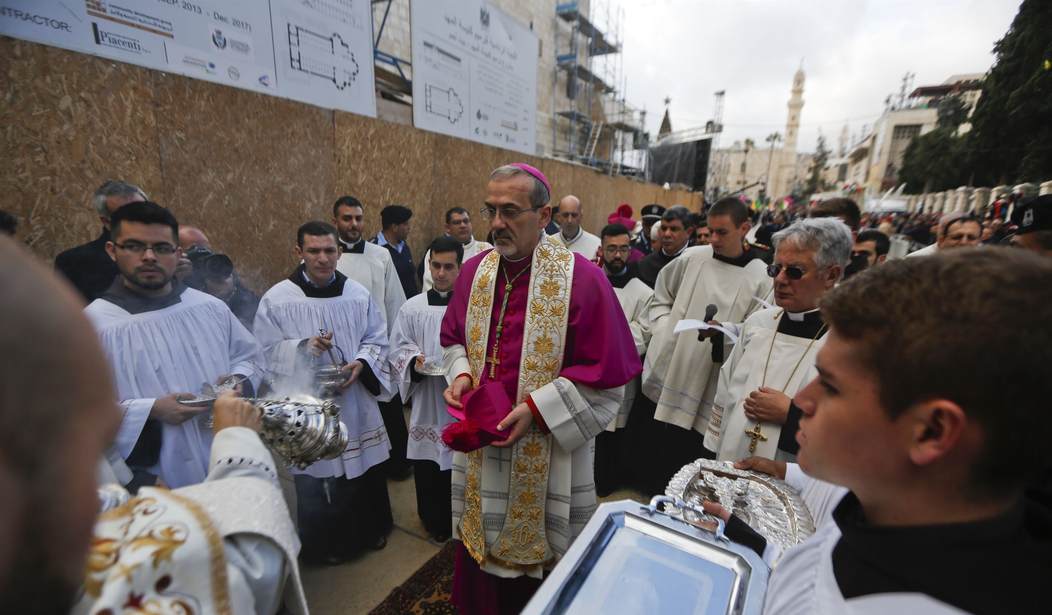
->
xmin=85 ymin=202 xmax=264 ymax=491
xmin=705 ymin=218 xmax=852 ymax=461
xmin=637 ymin=197 xmax=771 ymax=495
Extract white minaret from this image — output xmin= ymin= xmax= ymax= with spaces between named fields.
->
xmin=775 ymin=66 xmax=805 ymax=197
xmin=784 ymin=67 xmax=804 ymax=153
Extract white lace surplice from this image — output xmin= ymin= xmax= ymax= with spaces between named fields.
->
xmin=253 ymin=278 xmax=391 ymax=480
xmin=85 ymin=289 xmax=265 ymax=488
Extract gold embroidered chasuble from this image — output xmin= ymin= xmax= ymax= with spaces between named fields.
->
xmin=460 ymin=236 xmax=575 ymax=570
xmin=76 ymin=488 xmax=234 ymax=615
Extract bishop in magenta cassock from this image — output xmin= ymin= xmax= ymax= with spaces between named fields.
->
xmin=440 ymin=164 xmax=640 ymax=615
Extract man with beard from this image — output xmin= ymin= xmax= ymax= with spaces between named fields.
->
xmin=333 ymin=195 xmax=407 ymax=330
xmin=332 ymin=196 xmax=411 ymax=479
xmin=695 ymin=219 xmax=712 ymax=246
xmin=0 ymin=237 xmax=306 ymax=615
xmin=636 ymin=206 xmax=694 ymax=288
xmin=84 ymin=202 xmax=264 ymax=489
xmin=420 ymin=207 xmax=492 ymax=292
xmin=55 ymin=180 xmax=147 ymax=302
xmin=254 ymin=221 xmax=394 ymax=560
xmin=595 ymin=223 xmax=653 ymax=496
xmin=637 ymin=197 xmax=771 ymax=494
xmin=441 ymin=163 xmax=639 ymax=614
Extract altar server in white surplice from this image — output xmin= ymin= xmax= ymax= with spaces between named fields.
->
xmin=420 ymin=207 xmax=491 ymax=293
xmin=253 ymin=221 xmax=393 ymax=563
xmin=332 ymin=195 xmax=407 ymax=331
xmin=595 ymin=223 xmax=653 ymax=496
xmin=701 ymin=250 xmax=1052 ymax=615
xmin=636 ymin=198 xmax=771 ymax=494
xmin=548 ymin=195 xmax=602 ymax=259
xmin=332 ymin=195 xmax=411 ymax=479
xmin=84 ymin=202 xmax=265 ymax=490
xmin=0 ymin=238 xmax=304 ymax=614
xmin=388 ymin=236 xmax=464 ymax=542
xmin=704 ymin=218 xmax=852 ymax=462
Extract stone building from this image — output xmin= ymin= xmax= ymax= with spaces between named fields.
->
xmin=830 ymin=73 xmax=984 ymax=199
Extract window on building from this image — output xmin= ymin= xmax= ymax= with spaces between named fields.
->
xmin=892 ymin=124 xmax=921 ymax=140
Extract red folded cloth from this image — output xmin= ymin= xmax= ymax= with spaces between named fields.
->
xmin=443 ymin=382 xmax=513 ymax=452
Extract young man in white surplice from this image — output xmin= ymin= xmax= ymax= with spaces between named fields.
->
xmin=84 ymin=202 xmax=265 ymax=490
xmin=388 ymin=236 xmax=465 ymax=542
xmin=253 ymin=221 xmax=394 ymax=563
xmin=702 ymin=249 xmax=1052 ymax=615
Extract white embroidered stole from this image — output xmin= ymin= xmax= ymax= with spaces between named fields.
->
xmin=460 ymin=236 xmax=574 ymax=567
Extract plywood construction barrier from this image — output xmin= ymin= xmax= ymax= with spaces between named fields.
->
xmin=0 ymin=38 xmax=700 ymax=291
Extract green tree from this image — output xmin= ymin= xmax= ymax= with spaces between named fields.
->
xmin=936 ymin=95 xmax=969 ymax=130
xmin=899 ymin=128 xmax=966 ymax=193
xmin=965 ymin=0 xmax=1052 ymax=185
xmin=804 ymin=134 xmax=831 ymax=195
xmin=898 ymin=94 xmax=970 ymax=193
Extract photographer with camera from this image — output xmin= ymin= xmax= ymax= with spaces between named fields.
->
xmin=178 ymin=226 xmax=260 ymax=329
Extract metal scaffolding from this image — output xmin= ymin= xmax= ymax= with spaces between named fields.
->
xmin=552 ymin=0 xmax=644 ymax=175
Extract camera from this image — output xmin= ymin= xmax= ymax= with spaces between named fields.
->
xmin=185 ymin=246 xmax=234 ymax=281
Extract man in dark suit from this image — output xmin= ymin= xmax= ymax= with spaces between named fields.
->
xmin=54 ymin=180 xmax=146 ymax=302
xmin=373 ymin=204 xmax=418 ymax=299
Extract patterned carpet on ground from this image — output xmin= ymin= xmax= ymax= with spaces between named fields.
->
xmin=369 ymin=541 xmax=457 ymax=614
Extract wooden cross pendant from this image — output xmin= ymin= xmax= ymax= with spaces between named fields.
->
xmin=745 ymin=423 xmax=767 ymax=454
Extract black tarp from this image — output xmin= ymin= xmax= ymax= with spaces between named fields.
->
xmin=648 ymin=138 xmax=712 ymax=192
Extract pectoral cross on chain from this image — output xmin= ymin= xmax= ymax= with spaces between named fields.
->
xmin=486 ymin=345 xmax=501 ymax=378
xmin=745 ymin=423 xmax=767 ymax=454
xmin=486 ymin=280 xmax=517 ymax=379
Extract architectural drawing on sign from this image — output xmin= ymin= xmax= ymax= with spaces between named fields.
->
xmin=425 ymin=84 xmax=464 ymax=124
xmin=287 ymin=24 xmax=360 ymax=90
xmin=298 ymin=0 xmax=361 ymax=28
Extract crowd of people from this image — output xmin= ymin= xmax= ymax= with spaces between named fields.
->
xmin=1 ymin=165 xmax=1050 ymax=614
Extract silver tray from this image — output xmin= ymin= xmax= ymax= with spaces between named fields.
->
xmin=666 ymin=459 xmax=815 ymax=552
xmin=522 ymin=497 xmax=768 ymax=615
xmin=180 ymin=375 xmax=246 ymax=407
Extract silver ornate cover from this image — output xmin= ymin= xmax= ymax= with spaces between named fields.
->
xmin=255 ymin=395 xmax=349 ymax=469
xmin=666 ymin=459 xmax=815 ymax=551
xmin=180 ymin=391 xmax=349 ymax=470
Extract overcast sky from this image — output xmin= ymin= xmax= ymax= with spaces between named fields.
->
xmin=606 ymin=0 xmax=1021 ymax=153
